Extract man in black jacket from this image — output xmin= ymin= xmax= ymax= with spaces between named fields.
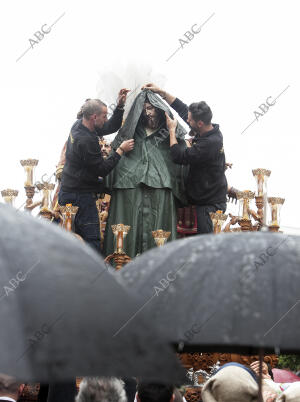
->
xmin=59 ymin=96 xmax=134 ymax=251
xmin=142 ymin=83 xmax=227 ymax=234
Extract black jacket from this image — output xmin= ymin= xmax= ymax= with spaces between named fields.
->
xmin=170 ymin=98 xmax=228 ymax=205
xmin=61 ymin=108 xmax=123 ymax=193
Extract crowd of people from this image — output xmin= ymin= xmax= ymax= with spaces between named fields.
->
xmin=1 ymin=361 xmax=300 ymax=401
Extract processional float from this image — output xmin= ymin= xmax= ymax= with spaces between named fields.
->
xmin=0 ymin=161 xmax=286 ymax=401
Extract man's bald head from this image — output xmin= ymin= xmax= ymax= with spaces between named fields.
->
xmin=0 ymin=373 xmax=25 ymax=399
xmin=80 ymin=98 xmax=108 ymax=131
xmin=81 ymin=99 xmax=107 ymax=119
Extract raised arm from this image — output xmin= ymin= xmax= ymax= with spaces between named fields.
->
xmin=97 ymin=106 xmax=124 ymax=136
xmin=95 ymin=88 xmax=130 ymax=136
xmin=78 ymin=136 xmax=134 ymax=177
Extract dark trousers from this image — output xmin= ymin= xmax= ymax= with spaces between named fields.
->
xmin=58 ymin=190 xmax=100 ymax=252
xmin=196 ymin=203 xmax=227 ymax=234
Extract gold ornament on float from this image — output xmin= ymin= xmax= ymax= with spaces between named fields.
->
xmin=152 ymin=229 xmax=171 ymax=247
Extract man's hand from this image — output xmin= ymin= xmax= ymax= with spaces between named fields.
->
xmin=225 ymin=162 xmax=233 ymax=170
xmin=141 ymin=83 xmax=163 ymax=94
xmin=142 ymin=83 xmax=176 ymax=105
xmin=165 ymin=112 xmax=177 ymax=132
xmin=165 ymin=113 xmax=178 ymax=147
xmin=185 ymin=139 xmax=192 ymax=148
xmin=119 ymin=139 xmax=134 ymax=153
xmin=250 ymin=361 xmax=271 ymax=379
xmin=117 ymin=88 xmax=131 ymax=108
xmin=227 ymin=186 xmax=239 ymax=204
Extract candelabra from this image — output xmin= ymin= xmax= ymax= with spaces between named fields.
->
xmin=20 ymin=159 xmax=39 ymax=209
xmin=152 ymin=229 xmax=171 ymax=246
xmin=59 ymin=203 xmax=79 ymax=232
xmin=105 ymin=224 xmax=132 ymax=270
xmin=0 ymin=159 xmax=59 ymax=222
xmin=1 ymin=189 xmax=19 ymax=206
xmin=267 ymin=197 xmax=285 ymax=232
xmin=236 ymin=190 xmax=255 ymax=231
xmin=209 ymin=211 xmax=228 ymax=234
xmin=36 ymin=181 xmax=56 ymax=220
xmin=220 ymin=168 xmax=284 ymax=233
xmin=96 ymin=195 xmax=111 ymax=250
xmin=252 ymin=168 xmax=271 ymax=226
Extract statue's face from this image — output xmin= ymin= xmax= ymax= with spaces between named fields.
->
xmin=143 ymin=102 xmax=160 ymax=129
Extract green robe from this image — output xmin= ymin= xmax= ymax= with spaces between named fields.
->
xmin=103 ymin=90 xmax=188 ymax=258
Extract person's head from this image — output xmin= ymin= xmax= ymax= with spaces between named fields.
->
xmin=141 ymin=101 xmax=165 ymax=130
xmin=0 ymin=373 xmax=25 ymax=400
xmin=77 ymin=98 xmax=91 ymax=119
xmin=187 ymin=101 xmax=213 ymax=135
xmin=173 ymin=388 xmax=184 ymax=402
xmin=136 ymin=383 xmax=175 ymax=402
xmin=201 ymin=365 xmax=258 ymax=402
xmin=99 ymin=138 xmax=112 ymax=158
xmin=81 ymin=99 xmax=108 ymax=130
xmin=76 ymin=377 xmax=127 ymax=402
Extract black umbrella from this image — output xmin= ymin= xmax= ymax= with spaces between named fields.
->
xmin=0 ymin=204 xmax=185 ymax=383
xmin=116 ymin=232 xmax=300 ymax=355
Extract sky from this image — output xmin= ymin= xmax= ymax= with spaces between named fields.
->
xmin=0 ymin=0 xmax=299 ymax=234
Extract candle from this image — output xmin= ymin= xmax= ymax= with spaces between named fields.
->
xmin=117 ymin=231 xmax=123 ymax=252
xmin=271 ymin=204 xmax=278 ymax=226
xmin=20 ymin=159 xmax=39 ymax=187
xmin=1 ymin=189 xmax=18 ymax=205
xmin=25 ymin=166 xmax=33 ymax=186
xmin=243 ymin=199 xmax=249 ymax=219
xmin=257 ymin=174 xmax=264 ymax=196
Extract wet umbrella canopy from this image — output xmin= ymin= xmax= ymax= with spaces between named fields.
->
xmin=117 ymin=232 xmax=300 ymax=355
xmin=0 ymin=204 xmax=185 ymax=383
xmin=272 ymin=368 xmax=300 ymax=383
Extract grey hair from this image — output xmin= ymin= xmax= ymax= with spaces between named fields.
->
xmin=76 ymin=377 xmax=127 ymax=402
xmin=0 ymin=373 xmax=22 ymax=394
xmin=81 ymin=99 xmax=107 ymax=119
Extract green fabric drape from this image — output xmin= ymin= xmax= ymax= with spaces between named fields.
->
xmin=104 ymin=186 xmax=178 ymax=258
xmin=103 ymin=90 xmax=189 ymax=258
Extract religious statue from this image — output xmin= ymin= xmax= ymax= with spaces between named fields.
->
xmin=104 ymin=89 xmax=188 ymax=258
